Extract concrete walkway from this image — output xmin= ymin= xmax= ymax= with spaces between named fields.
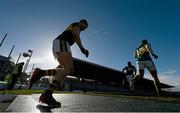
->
xmin=4 ymin=93 xmax=180 ymax=112
xmin=0 ymin=94 xmax=17 ymax=112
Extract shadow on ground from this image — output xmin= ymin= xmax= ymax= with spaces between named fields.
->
xmin=36 ymin=105 xmax=61 ymax=113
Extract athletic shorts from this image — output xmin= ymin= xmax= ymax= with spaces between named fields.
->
xmin=136 ymin=60 xmax=156 ymax=71
xmin=126 ymin=74 xmax=134 ymax=82
xmin=52 ymin=38 xmax=71 ymax=59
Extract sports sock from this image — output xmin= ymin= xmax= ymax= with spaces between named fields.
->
xmin=47 ymin=79 xmax=60 ymax=91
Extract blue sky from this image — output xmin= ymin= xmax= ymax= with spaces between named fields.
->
xmin=0 ymin=0 xmax=180 ymax=88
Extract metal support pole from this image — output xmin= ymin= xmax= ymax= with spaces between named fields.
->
xmin=16 ymin=53 xmax=21 ymax=65
xmin=0 ymin=33 xmax=7 ymax=47
xmin=8 ymin=45 xmax=15 ymax=58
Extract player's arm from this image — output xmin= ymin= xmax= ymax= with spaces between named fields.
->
xmin=134 ymin=49 xmax=139 ymax=59
xmin=133 ymin=66 xmax=137 ymax=75
xmin=146 ymin=44 xmax=158 ymax=59
xmin=122 ymin=67 xmax=127 ymax=73
xmin=72 ymin=26 xmax=89 ymax=57
xmin=72 ymin=26 xmax=83 ymax=49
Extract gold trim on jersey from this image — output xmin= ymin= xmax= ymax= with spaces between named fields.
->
xmin=66 ymin=24 xmax=74 ymax=31
xmin=137 ymin=46 xmax=149 ymax=57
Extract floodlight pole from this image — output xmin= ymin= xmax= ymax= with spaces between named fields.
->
xmin=22 ymin=50 xmax=33 ymax=73
xmin=0 ymin=33 xmax=7 ymax=47
xmin=8 ymin=45 xmax=15 ymax=58
xmin=15 ymin=53 xmax=22 ymax=65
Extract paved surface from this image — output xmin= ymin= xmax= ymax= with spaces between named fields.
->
xmin=0 ymin=94 xmax=17 ymax=112
xmin=4 ymin=93 xmax=180 ymax=112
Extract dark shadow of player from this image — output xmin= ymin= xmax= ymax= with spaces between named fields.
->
xmin=36 ymin=104 xmax=61 ymax=113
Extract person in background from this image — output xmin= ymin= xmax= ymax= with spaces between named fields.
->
xmin=7 ymin=62 xmax=24 ymax=89
xmin=122 ymin=61 xmax=136 ymax=90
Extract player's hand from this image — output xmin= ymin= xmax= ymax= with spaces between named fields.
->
xmin=152 ymin=53 xmax=158 ymax=59
xmin=81 ymin=48 xmax=89 ymax=57
xmin=84 ymin=49 xmax=89 ymax=57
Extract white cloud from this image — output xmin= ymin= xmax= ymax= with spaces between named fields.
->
xmin=144 ymin=69 xmax=180 ymax=91
xmin=157 ymin=69 xmax=178 ymax=83
xmin=159 ymin=69 xmax=177 ymax=76
xmin=158 ymin=70 xmax=180 ymax=91
xmin=159 ymin=74 xmax=180 ymax=86
xmin=173 ymin=85 xmax=180 ymax=91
